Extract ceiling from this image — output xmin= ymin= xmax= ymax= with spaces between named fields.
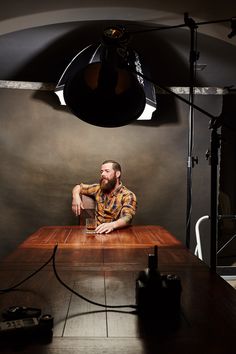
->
xmin=0 ymin=0 xmax=236 ymax=89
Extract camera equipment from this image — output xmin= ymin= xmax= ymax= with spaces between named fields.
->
xmin=0 ymin=315 xmax=53 ymax=333
xmin=0 ymin=306 xmax=53 ymax=337
xmin=136 ymin=246 xmax=182 ymax=317
xmin=2 ymin=306 xmax=41 ymax=320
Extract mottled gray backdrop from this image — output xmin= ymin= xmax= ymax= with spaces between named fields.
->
xmin=0 ymin=88 xmax=222 ymax=264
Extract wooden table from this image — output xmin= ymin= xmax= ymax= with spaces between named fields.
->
xmin=1 ymin=225 xmax=236 ymax=354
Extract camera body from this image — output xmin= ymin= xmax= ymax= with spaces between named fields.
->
xmin=0 ymin=307 xmax=53 ymax=337
xmin=136 ymin=246 xmax=182 ymax=317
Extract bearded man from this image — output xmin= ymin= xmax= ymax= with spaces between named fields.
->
xmin=72 ymin=160 xmax=137 ymax=234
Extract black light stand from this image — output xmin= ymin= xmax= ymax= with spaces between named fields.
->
xmin=131 ymin=15 xmax=235 ymax=265
xmin=184 ymin=13 xmax=199 ymax=249
xmin=131 ymin=66 xmax=221 ymax=270
xmin=209 ymin=119 xmax=222 ymax=271
xmin=135 ymin=14 xmax=236 ymax=270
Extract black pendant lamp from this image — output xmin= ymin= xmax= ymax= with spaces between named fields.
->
xmin=62 ymin=26 xmax=146 ymax=127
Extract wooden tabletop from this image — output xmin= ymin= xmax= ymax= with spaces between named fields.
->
xmin=19 ymin=225 xmax=183 ymax=249
xmin=1 ymin=225 xmax=236 ymax=354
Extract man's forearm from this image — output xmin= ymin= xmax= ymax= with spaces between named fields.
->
xmin=95 ymin=216 xmax=130 ymax=234
xmin=113 ymin=216 xmax=130 ymax=230
xmin=72 ymin=184 xmax=81 ymax=198
xmin=72 ymin=184 xmax=83 ymax=216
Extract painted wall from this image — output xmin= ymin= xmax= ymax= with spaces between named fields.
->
xmin=0 ymin=88 xmax=221 ymax=264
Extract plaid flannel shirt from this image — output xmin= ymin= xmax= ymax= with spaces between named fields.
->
xmin=80 ymin=182 xmax=137 ymax=225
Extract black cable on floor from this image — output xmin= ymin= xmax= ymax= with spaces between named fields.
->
xmin=0 ymin=251 xmax=54 ymax=294
xmin=0 ymin=244 xmax=137 ymax=311
xmin=52 ymin=244 xmax=137 ymax=310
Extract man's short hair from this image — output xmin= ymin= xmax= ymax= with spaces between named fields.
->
xmin=102 ymin=160 xmax=121 ymax=173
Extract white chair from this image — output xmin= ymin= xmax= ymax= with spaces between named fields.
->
xmin=194 ymin=215 xmax=210 ymax=260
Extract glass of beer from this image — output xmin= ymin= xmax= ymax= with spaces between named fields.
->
xmin=86 ymin=218 xmax=96 ymax=234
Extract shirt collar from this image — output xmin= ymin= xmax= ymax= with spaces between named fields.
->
xmin=109 ymin=182 xmax=123 ymax=196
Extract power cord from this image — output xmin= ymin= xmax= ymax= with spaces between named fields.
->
xmin=0 ymin=251 xmax=54 ymax=294
xmin=52 ymin=244 xmax=137 ymax=309
xmin=1 ymin=244 xmax=137 ymax=310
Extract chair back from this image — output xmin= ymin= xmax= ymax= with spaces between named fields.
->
xmin=80 ymin=195 xmax=96 ymax=225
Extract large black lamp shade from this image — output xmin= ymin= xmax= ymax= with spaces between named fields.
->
xmin=64 ymin=62 xmax=146 ymax=127
xmin=55 ymin=27 xmax=156 ymax=127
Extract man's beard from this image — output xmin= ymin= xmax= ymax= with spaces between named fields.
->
xmin=100 ymin=176 xmax=117 ymax=193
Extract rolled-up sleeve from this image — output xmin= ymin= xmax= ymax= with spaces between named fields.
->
xmin=120 ymin=191 xmax=137 ymax=224
xmin=79 ymin=183 xmax=100 ymax=197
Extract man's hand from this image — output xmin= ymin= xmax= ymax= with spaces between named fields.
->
xmin=95 ymin=217 xmax=129 ymax=234
xmin=72 ymin=196 xmax=84 ymax=216
xmin=72 ymin=185 xmax=84 ymax=216
xmin=95 ymin=222 xmax=116 ymax=234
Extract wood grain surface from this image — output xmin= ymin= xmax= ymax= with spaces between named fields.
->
xmin=0 ymin=225 xmax=236 ymax=354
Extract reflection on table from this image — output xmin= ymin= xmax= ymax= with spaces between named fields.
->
xmin=0 ymin=225 xmax=236 ymax=354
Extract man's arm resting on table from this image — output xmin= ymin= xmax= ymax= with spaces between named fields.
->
xmin=95 ymin=216 xmax=130 ymax=234
xmin=72 ymin=184 xmax=84 ymax=216
xmin=95 ymin=191 xmax=137 ymax=234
